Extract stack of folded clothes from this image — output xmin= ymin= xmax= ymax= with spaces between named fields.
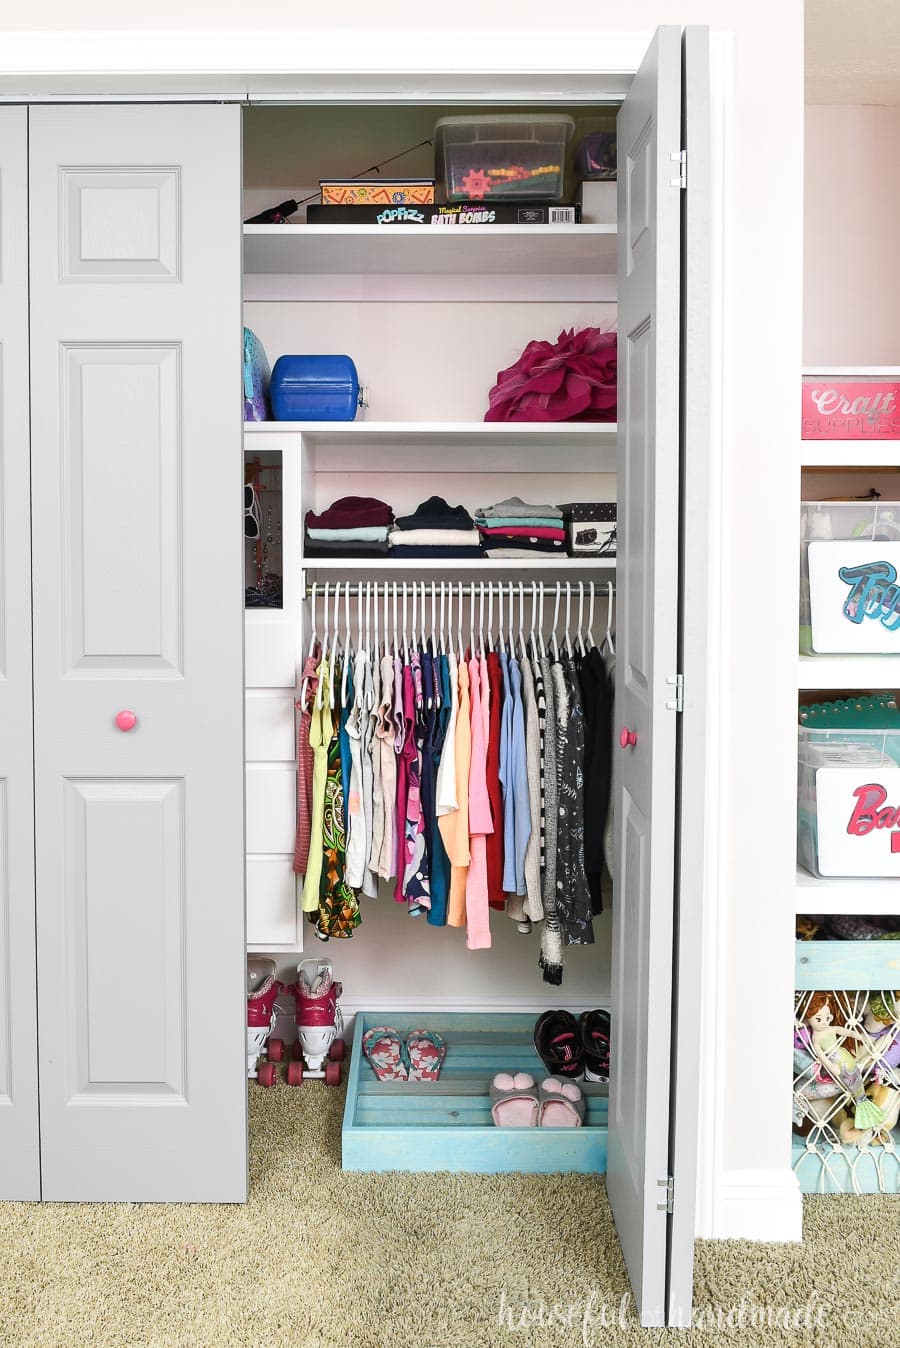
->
xmin=474 ymin=496 xmax=566 ymax=559
xmin=304 ymin=496 xmax=394 ymax=558
xmin=388 ymin=495 xmax=484 ymax=558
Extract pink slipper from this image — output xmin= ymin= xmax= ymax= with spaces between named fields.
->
xmin=538 ymin=1075 xmax=585 ymax=1126
xmin=490 ymin=1072 xmax=539 ymax=1126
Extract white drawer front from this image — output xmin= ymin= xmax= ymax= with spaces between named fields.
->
xmin=244 ymin=616 xmax=296 ymax=689
xmin=246 ymin=856 xmax=300 ymax=947
xmin=245 ymin=691 xmax=296 ymax=762
xmin=246 ymin=764 xmax=296 ymax=853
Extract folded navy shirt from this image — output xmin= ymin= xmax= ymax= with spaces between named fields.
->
xmin=393 ymin=495 xmax=475 ymax=531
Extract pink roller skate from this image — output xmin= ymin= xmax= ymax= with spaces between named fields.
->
xmin=287 ymin=958 xmax=345 ymax=1087
xmin=247 ymin=957 xmax=285 ymax=1088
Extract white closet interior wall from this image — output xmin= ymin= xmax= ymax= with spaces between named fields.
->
xmin=244 ymin=104 xmax=618 ymax=1025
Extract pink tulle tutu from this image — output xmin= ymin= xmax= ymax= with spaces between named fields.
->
xmin=485 ymin=327 xmax=617 ymax=423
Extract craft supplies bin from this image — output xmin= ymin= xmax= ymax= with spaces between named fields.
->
xmin=800 ymin=500 xmax=900 ymax=654
xmin=797 ymin=724 xmax=900 ymax=877
xmin=342 ymin=1012 xmax=608 ymax=1174
xmin=434 ymin=114 xmax=574 ymax=202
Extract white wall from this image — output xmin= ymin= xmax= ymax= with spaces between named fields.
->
xmin=1 ymin=3 xmax=806 ymax=1241
xmin=804 ymin=105 xmax=900 ymax=366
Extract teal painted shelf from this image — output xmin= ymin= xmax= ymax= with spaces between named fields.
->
xmin=342 ymin=1012 xmax=608 ymax=1174
xmin=793 ymin=1134 xmax=900 ymax=1194
xmin=795 ymin=940 xmax=900 ymax=991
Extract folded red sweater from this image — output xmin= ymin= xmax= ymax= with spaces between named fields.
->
xmin=305 ymin=495 xmax=394 ymax=530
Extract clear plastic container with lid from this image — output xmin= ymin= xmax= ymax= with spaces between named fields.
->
xmin=800 ymin=500 xmax=900 ymax=654
xmin=434 ymin=114 xmax=574 ymax=202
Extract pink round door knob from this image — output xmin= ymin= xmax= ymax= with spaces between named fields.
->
xmin=115 ymin=710 xmax=137 ymax=732
xmin=619 ymin=727 xmax=637 ymax=749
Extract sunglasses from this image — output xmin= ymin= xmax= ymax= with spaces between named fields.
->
xmin=244 ymin=483 xmax=261 ymax=539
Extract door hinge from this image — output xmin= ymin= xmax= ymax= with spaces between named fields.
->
xmin=669 ymin=149 xmax=687 ymax=189
xmin=657 ymin=1176 xmax=675 ymax=1214
xmin=666 ymin=674 xmax=684 ymax=713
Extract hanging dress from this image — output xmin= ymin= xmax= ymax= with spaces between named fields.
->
xmin=314 ymin=699 xmax=362 ymax=940
xmin=292 ymin=647 xmax=320 ymax=877
xmin=554 ymin=655 xmax=593 ymax=946
xmin=301 ymin=661 xmax=331 ymax=914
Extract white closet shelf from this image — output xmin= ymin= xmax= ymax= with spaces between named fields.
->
xmin=244 ymin=420 xmax=618 ymax=472
xmin=243 ymin=223 xmax=617 ymax=277
xmin=797 ymin=655 xmax=900 ymax=689
xmin=245 ymin=420 xmax=615 ymax=444
xmin=801 ymin=440 xmax=900 ymax=468
xmin=795 ymin=867 xmax=900 ymax=916
xmin=300 ymin=557 xmax=616 ymax=573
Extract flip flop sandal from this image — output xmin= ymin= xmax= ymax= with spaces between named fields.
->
xmin=406 ymin=1029 xmax=446 ymax=1082
xmin=538 ymin=1075 xmax=585 ymax=1127
xmin=362 ymin=1026 xmax=408 ymax=1081
xmin=490 ymin=1072 xmax=539 ymax=1127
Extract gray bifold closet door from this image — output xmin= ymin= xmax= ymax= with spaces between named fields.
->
xmin=607 ymin=24 xmax=710 ymax=1329
xmin=0 ymin=106 xmax=40 ymax=1202
xmin=28 ymin=104 xmax=248 ymax=1201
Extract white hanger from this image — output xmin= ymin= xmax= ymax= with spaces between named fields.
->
xmin=299 ymin=581 xmax=318 ymax=710
xmin=329 ymin=581 xmax=341 ymax=706
xmin=564 ymin=583 xmax=573 ymax=659
xmin=457 ymin=581 xmax=464 ymax=660
xmin=538 ymin=582 xmax=547 ymax=660
xmin=469 ymin=581 xmax=475 ymax=658
xmin=383 ymin=584 xmax=389 ymax=661
xmin=604 ymin=581 xmax=615 ymax=656
xmin=316 ymin=581 xmax=330 ymax=709
xmin=529 ymin=581 xmax=538 ymax=661
xmin=439 ymin=581 xmax=446 ymax=656
xmin=585 ymin=583 xmax=596 ymax=651
xmin=478 ymin=583 xmax=485 ymax=657
xmin=363 ymin=580 xmax=370 ymax=655
xmin=487 ymin=584 xmax=494 ymax=654
xmin=576 ymin=582 xmax=587 ymax=658
xmin=372 ymin=580 xmax=380 ymax=662
xmin=340 ymin=582 xmax=352 ymax=708
xmin=516 ymin=583 xmax=525 ymax=661
xmin=429 ymin=582 xmax=438 ymax=707
xmin=430 ymin=582 xmax=436 ymax=654
xmin=550 ymin=583 xmax=561 ymax=661
xmin=403 ymin=584 xmax=410 ymax=665
xmin=497 ymin=581 xmax=505 ymax=653
xmin=392 ymin=582 xmax=399 ymax=657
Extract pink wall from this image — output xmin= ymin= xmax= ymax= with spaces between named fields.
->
xmin=804 ymin=105 xmax=900 ymax=366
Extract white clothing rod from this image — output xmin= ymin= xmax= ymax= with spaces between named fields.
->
xmin=301 ymin=581 xmax=615 ymax=600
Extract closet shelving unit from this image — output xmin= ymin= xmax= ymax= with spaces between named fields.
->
xmin=793 ymin=400 xmax=900 ymax=1192
xmin=242 ymin=180 xmax=620 ymax=1167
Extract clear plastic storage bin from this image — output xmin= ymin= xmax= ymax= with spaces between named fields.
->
xmin=798 ymin=723 xmax=900 ymax=877
xmin=434 ymin=114 xmax=574 ymax=202
xmin=800 ymin=500 xmax=900 ymax=654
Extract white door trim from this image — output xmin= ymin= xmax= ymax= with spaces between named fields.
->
xmin=0 ymin=28 xmax=652 ymax=101
xmin=0 ymin=24 xmax=800 ymax=1241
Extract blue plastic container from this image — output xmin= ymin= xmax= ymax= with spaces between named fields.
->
xmin=269 ymin=354 xmax=361 ymax=421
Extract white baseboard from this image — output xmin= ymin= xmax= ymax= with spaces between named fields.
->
xmin=710 ymin=1168 xmax=803 ymax=1242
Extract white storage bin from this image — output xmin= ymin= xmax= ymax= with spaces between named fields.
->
xmin=798 ymin=724 xmax=900 ymax=876
xmin=800 ymin=501 xmax=900 ymax=654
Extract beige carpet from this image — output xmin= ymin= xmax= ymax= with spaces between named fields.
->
xmin=0 ymin=1078 xmax=896 ymax=1348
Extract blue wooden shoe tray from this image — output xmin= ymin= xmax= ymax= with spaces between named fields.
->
xmin=342 ymin=1012 xmax=608 ymax=1174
